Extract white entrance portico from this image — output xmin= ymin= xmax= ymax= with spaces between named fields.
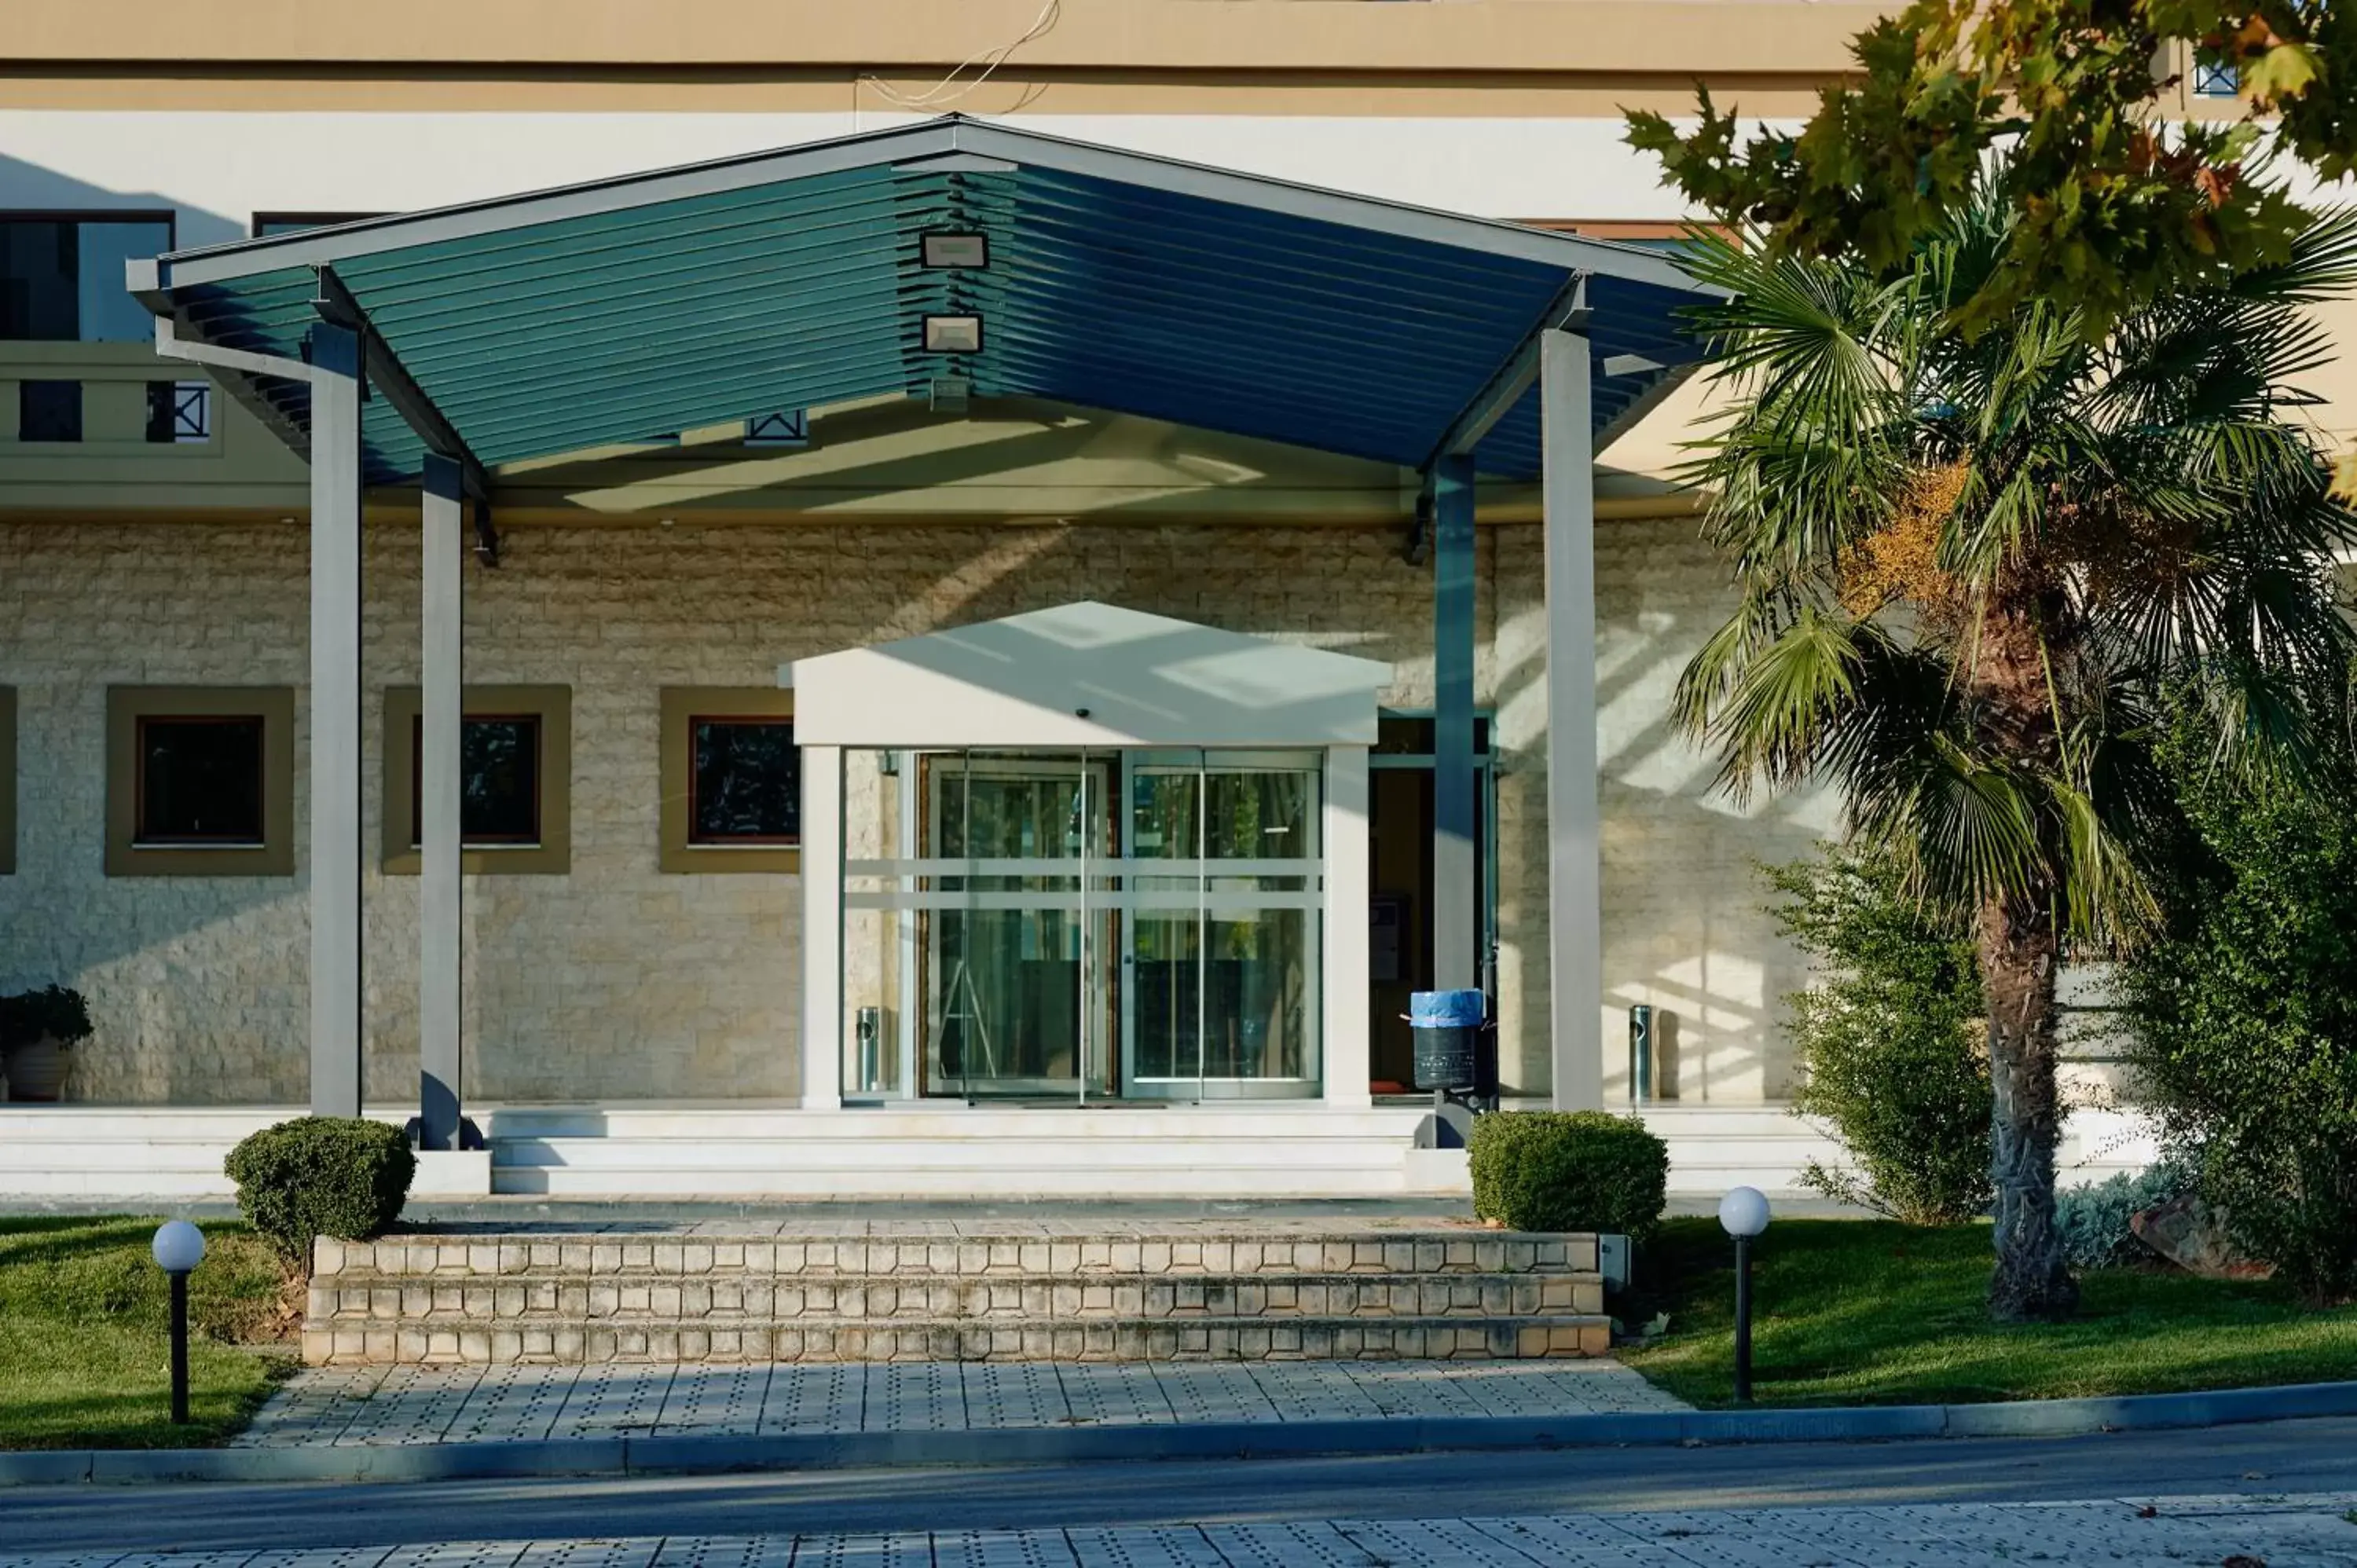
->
xmin=790 ymin=602 xmax=1384 ymax=1112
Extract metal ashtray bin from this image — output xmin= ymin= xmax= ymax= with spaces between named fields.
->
xmin=1409 ymin=987 xmax=1483 ymax=1090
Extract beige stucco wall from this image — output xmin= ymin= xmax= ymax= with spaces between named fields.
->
xmin=0 ymin=511 xmax=1823 ymax=1107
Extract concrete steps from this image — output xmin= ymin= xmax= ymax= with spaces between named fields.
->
xmin=302 ymin=1225 xmax=1612 ymax=1366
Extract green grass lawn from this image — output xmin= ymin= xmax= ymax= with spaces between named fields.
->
xmin=0 ymin=1215 xmax=295 ymax=1449
xmin=1621 ymin=1217 xmax=2357 ymax=1409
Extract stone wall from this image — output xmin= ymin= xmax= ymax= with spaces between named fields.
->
xmin=0 ymin=514 xmax=1823 ymax=1106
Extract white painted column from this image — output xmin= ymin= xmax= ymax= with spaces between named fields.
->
xmin=799 ymin=742 xmax=845 ymax=1110
xmin=418 ymin=454 xmax=464 ymax=1149
xmin=1321 ymin=744 xmax=1373 ymax=1108
xmin=1541 ymin=328 xmax=1604 ymax=1112
xmin=308 ymin=323 xmax=365 ymax=1120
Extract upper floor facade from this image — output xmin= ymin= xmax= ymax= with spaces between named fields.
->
xmin=0 ymin=0 xmax=2340 ymax=523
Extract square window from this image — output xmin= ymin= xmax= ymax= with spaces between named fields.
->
xmin=19 ymin=379 xmax=81 ymax=442
xmin=690 ymin=718 xmax=800 ymax=844
xmin=146 ymin=379 xmax=211 ymax=443
xmin=2194 ymin=60 xmax=2238 ymax=97
xmin=107 ymin=687 xmax=293 ymax=876
xmin=660 ymin=687 xmax=797 ymax=873
xmin=410 ymin=714 xmax=544 ymax=848
xmin=135 ymin=716 xmax=266 ymax=845
xmin=382 ymin=685 xmax=569 ymax=875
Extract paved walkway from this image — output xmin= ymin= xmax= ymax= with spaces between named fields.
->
xmin=8 ymin=1496 xmax=2357 ymax=1566
xmin=236 ymin=1360 xmax=1685 ymax=1447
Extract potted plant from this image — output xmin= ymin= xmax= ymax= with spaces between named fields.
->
xmin=0 ymin=985 xmax=92 ymax=1102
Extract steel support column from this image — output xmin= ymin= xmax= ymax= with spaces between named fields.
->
xmin=1430 ymin=452 xmax=1479 ymax=994
xmin=418 ymin=453 xmax=465 ymax=1149
xmin=308 ymin=322 xmax=365 ymax=1119
xmin=1541 ymin=328 xmax=1604 ymax=1111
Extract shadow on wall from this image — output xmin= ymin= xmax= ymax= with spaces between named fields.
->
xmin=1490 ymin=513 xmax=1838 ymax=1105
xmin=0 ymin=151 xmax=245 ymax=247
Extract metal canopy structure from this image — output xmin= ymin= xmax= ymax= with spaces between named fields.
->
xmin=120 ymin=114 xmax=1721 ymax=1149
xmin=128 ymin=114 xmax=1715 ymax=488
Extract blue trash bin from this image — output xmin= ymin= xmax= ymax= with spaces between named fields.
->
xmin=1409 ymin=988 xmax=1485 ymax=1090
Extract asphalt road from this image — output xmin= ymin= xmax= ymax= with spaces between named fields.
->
xmin=5 ymin=1417 xmax=2356 ymax=1554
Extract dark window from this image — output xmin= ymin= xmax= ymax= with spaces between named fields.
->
xmin=145 ymin=379 xmax=211 ymax=443
xmin=19 ymin=380 xmax=81 ymax=442
xmin=410 ymin=714 xmax=542 ymax=847
xmin=136 ymin=716 xmax=266 ymax=844
xmin=0 ymin=215 xmax=173 ymax=342
xmin=1373 ymin=714 xmax=1493 ymax=757
xmin=690 ymin=718 xmax=800 ymax=843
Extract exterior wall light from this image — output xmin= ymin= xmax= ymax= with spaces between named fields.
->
xmin=921 ymin=232 xmax=989 ymax=269
xmin=923 ymin=314 xmax=984 ymax=354
xmin=151 ymin=1218 xmax=207 ymax=1423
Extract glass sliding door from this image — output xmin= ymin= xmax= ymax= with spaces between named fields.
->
xmin=922 ymin=752 xmax=1113 ymax=1101
xmin=843 ymin=745 xmax=1325 ymax=1105
xmin=1123 ymin=751 xmax=1321 ymax=1100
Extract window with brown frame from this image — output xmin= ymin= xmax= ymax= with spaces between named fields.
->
xmin=407 ymin=713 xmax=543 ymax=848
xmin=105 ymin=687 xmax=294 ymax=877
xmin=687 ymin=716 xmax=800 ymax=845
xmin=134 ymin=715 xmax=267 ymax=846
xmin=658 ymin=686 xmax=796 ymax=874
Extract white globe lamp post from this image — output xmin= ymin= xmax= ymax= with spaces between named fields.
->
xmin=152 ymin=1220 xmax=207 ymax=1423
xmin=1717 ymin=1186 xmax=1771 ymax=1403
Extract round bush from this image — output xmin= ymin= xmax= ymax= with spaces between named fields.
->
xmin=225 ymin=1117 xmax=416 ymax=1270
xmin=1469 ymin=1111 xmax=1669 ymax=1236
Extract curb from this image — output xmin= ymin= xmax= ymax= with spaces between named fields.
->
xmin=6 ymin=1379 xmax=2355 ymax=1487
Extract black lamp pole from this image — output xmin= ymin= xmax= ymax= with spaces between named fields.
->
xmin=167 ymin=1269 xmax=190 ymax=1424
xmin=1732 ymin=1233 xmax=1754 ymax=1405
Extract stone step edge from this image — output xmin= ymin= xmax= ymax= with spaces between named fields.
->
xmin=302 ymin=1314 xmax=1617 ymax=1366
xmin=312 ymin=1269 xmax=1606 ymax=1297
xmin=318 ymin=1244 xmax=1600 ymax=1279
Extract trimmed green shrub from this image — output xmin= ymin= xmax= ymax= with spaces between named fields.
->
xmin=2118 ymin=719 xmax=2357 ymax=1305
xmin=1768 ymin=846 xmax=1992 ymax=1225
xmin=1470 ymin=1111 xmax=1668 ymax=1237
xmin=225 ymin=1117 xmax=415 ymax=1271
xmin=2053 ymin=1163 xmax=2190 ymax=1270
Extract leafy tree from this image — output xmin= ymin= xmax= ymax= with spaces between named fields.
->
xmin=2118 ymin=715 xmax=2357 ymax=1303
xmin=1768 ymin=847 xmax=1992 ymax=1225
xmin=1627 ymin=0 xmax=2357 ymax=336
xmin=1670 ymin=193 xmax=2357 ymax=1319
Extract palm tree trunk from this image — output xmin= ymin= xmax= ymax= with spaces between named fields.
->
xmin=1979 ymin=892 xmax=2078 ymax=1321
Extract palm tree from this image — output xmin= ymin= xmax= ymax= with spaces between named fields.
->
xmin=1673 ymin=197 xmax=2357 ymax=1320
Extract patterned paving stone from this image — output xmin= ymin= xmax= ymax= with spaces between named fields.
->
xmin=333 ymin=1366 xmax=484 ymax=1447
xmin=1054 ymin=1362 xmax=1177 ymax=1426
xmin=240 ymin=1358 xmax=1684 ymax=1445
xmin=13 ymin=1500 xmax=2357 ymax=1568
xmin=655 ymin=1362 xmax=768 ymax=1436
xmin=758 ymin=1363 xmax=865 ymax=1434
xmin=1146 ymin=1363 xmax=1283 ymax=1425
xmin=961 ymin=1362 xmax=1069 ymax=1429
xmin=548 ymin=1365 xmax=674 ymax=1438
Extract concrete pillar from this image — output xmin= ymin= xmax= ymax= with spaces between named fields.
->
xmin=307 ymin=322 xmax=365 ymax=1119
xmin=1541 ymin=328 xmax=1603 ymax=1111
xmin=800 ymin=743 xmax=845 ymax=1110
xmin=418 ymin=453 xmax=464 ymax=1149
xmin=1321 ymin=743 xmax=1373 ymax=1108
